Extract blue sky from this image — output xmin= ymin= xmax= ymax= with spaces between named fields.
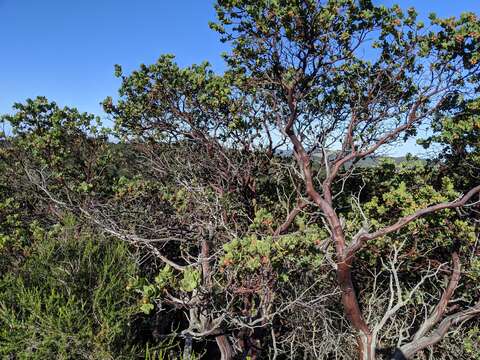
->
xmin=0 ymin=0 xmax=224 ymax=117
xmin=1 ymin=0 xmax=479 ymax=153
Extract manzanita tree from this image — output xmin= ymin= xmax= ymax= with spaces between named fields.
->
xmin=209 ymin=0 xmax=480 ymax=358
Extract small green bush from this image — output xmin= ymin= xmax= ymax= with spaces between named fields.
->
xmin=0 ymin=224 xmax=145 ymax=359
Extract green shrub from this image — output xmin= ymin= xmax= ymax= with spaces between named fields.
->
xmin=0 ymin=224 xmax=148 ymax=359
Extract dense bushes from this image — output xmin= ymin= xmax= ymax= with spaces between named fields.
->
xmin=0 ymin=220 xmax=147 ymax=359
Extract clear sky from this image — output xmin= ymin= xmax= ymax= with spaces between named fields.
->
xmin=1 ymin=0 xmax=479 ymax=154
xmin=0 ymin=0 xmax=225 ymax=117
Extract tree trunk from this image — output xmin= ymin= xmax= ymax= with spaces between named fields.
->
xmin=358 ymin=332 xmax=375 ymax=360
xmin=216 ymin=334 xmax=234 ymax=360
xmin=320 ymin=201 xmax=374 ymax=359
xmin=183 ymin=334 xmax=193 ymax=360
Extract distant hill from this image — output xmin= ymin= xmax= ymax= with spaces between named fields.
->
xmin=277 ymin=148 xmax=424 ymax=167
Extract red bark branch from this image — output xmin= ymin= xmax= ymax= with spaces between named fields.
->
xmin=273 ymin=200 xmax=307 ymax=236
xmin=413 ymin=252 xmax=461 ymax=341
xmin=347 ymin=185 xmax=480 ymax=257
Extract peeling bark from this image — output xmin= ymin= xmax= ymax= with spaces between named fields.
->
xmin=216 ymin=334 xmax=234 ymax=360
